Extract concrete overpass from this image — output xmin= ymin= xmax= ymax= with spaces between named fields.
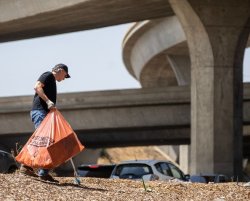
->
xmin=0 ymin=87 xmax=190 ymax=149
xmin=1 ymin=85 xmax=250 ymax=156
xmin=122 ymin=16 xmax=250 ymax=87
xmin=121 ymin=15 xmax=250 ymax=172
xmin=0 ymin=0 xmax=173 ymax=42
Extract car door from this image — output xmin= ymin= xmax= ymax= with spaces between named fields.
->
xmin=168 ymin=163 xmax=186 ymax=181
xmin=154 ymin=162 xmax=174 ymax=180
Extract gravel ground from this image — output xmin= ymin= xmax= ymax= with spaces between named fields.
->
xmin=1 ymin=173 xmax=250 ymax=201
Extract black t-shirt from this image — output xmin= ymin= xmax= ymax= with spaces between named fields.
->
xmin=31 ymin=71 xmax=57 ymax=112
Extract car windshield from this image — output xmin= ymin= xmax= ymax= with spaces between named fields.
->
xmin=114 ymin=163 xmax=153 ymax=179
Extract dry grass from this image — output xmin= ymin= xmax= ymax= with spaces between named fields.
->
xmin=1 ymin=173 xmax=250 ymax=201
xmin=97 ymin=146 xmax=174 ymax=164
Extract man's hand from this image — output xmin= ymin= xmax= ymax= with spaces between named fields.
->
xmin=46 ymin=100 xmax=55 ymax=109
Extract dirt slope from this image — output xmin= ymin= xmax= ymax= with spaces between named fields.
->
xmin=97 ymin=146 xmax=175 ymax=164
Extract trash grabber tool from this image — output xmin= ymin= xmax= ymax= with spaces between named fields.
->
xmin=70 ymin=158 xmax=81 ymax=185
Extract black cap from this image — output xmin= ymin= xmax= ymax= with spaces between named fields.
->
xmin=52 ymin=63 xmax=70 ymax=78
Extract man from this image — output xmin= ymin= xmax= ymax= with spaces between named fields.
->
xmin=20 ymin=63 xmax=70 ymax=182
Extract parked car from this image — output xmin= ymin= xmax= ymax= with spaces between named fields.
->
xmin=110 ymin=160 xmax=190 ymax=181
xmin=77 ymin=164 xmax=116 ymax=178
xmin=190 ymin=174 xmax=229 ymax=183
xmin=0 ymin=150 xmax=19 ymax=173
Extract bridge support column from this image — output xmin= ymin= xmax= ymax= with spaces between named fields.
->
xmin=169 ymin=0 xmax=250 ymax=178
xmin=167 ymin=55 xmax=191 ymax=85
xmin=179 ymin=145 xmax=189 ymax=174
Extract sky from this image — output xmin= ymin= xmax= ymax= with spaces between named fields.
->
xmin=0 ymin=23 xmax=249 ymax=97
xmin=0 ymin=23 xmax=140 ymax=97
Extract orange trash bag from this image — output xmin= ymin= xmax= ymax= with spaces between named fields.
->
xmin=16 ymin=109 xmax=84 ymax=169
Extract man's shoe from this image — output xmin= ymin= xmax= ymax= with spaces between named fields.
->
xmin=39 ymin=174 xmax=59 ymax=183
xmin=19 ymin=165 xmax=38 ymax=178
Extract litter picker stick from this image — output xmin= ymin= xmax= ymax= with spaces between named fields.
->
xmin=70 ymin=158 xmax=81 ymax=185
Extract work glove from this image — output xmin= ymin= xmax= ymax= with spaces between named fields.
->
xmin=46 ymin=99 xmax=55 ymax=109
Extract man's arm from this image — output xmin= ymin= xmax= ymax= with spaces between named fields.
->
xmin=34 ymin=81 xmax=55 ymax=109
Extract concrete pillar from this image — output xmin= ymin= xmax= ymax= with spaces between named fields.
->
xmin=169 ymin=0 xmax=250 ymax=178
xmin=158 ymin=145 xmax=179 ymax=162
xmin=179 ymin=145 xmax=189 ymax=174
xmin=167 ymin=55 xmax=191 ymax=85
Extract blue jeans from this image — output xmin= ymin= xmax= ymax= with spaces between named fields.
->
xmin=30 ymin=110 xmax=49 ymax=176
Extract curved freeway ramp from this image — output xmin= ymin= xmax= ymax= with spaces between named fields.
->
xmin=122 ymin=17 xmax=250 ymax=87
